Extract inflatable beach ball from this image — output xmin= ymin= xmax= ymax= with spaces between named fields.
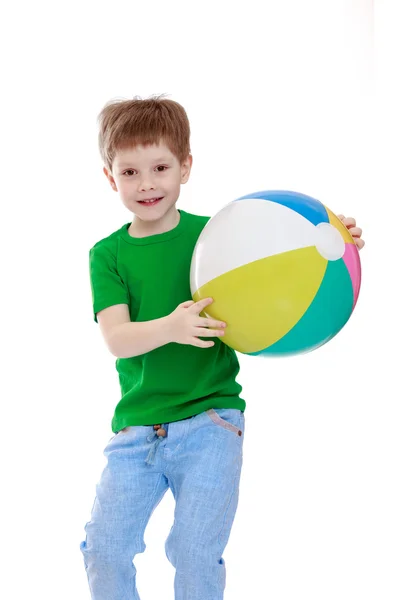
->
xmin=190 ymin=190 xmax=361 ymax=356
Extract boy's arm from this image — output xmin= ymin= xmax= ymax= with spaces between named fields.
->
xmin=97 ymin=304 xmax=172 ymax=358
xmin=97 ymin=298 xmax=224 ymax=358
xmin=109 ymin=318 xmax=173 ymax=358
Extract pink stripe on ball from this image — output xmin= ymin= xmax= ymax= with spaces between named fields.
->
xmin=343 ymin=243 xmax=361 ymax=308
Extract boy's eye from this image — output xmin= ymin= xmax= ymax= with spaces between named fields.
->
xmin=123 ymin=166 xmax=168 ymax=176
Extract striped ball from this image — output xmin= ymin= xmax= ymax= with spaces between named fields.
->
xmin=190 ymin=190 xmax=361 ymax=356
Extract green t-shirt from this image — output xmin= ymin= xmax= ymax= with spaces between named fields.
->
xmin=89 ymin=209 xmax=245 ymax=432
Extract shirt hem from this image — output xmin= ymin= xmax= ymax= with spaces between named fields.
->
xmin=111 ymin=397 xmax=246 ymax=432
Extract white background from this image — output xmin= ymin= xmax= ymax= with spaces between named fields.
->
xmin=2 ymin=1 xmax=399 ymax=599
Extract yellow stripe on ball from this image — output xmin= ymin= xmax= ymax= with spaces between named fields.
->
xmin=325 ymin=206 xmax=355 ymax=244
xmin=193 ymin=246 xmax=327 ymax=353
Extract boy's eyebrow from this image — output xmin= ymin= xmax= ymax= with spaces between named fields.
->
xmin=116 ymin=157 xmax=171 ymax=167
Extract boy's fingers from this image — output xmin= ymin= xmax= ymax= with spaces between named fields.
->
xmin=349 ymin=226 xmax=362 ymax=237
xmin=200 ymin=318 xmax=226 ymax=328
xmin=191 ymin=297 xmax=214 ymax=312
xmin=192 ymin=338 xmax=215 ymax=348
xmin=196 ymin=328 xmax=225 ymax=337
xmin=342 ymin=217 xmax=357 ymax=228
xmin=180 ymin=300 xmax=195 ymax=308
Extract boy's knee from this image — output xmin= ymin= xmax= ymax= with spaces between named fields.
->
xmin=80 ymin=536 xmax=145 ymax=566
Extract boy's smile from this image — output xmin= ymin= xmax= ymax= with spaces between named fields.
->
xmin=137 ymin=196 xmax=164 ymax=206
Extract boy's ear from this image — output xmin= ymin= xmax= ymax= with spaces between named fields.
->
xmin=103 ymin=166 xmax=118 ymax=192
xmin=181 ymin=153 xmax=193 ymax=184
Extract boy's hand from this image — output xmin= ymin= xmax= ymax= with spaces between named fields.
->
xmin=166 ymin=298 xmax=226 ymax=348
xmin=337 ymin=214 xmax=365 ymax=250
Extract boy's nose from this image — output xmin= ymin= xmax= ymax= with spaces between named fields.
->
xmin=138 ymin=177 xmax=156 ymax=191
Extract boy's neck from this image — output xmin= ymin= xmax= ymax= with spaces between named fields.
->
xmin=128 ymin=206 xmax=181 ymax=238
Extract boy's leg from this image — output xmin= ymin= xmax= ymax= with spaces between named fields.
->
xmin=80 ymin=427 xmax=169 ymax=600
xmin=163 ymin=408 xmax=245 ymax=600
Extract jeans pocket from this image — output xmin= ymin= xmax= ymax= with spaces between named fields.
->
xmin=205 ymin=408 xmax=244 ymax=438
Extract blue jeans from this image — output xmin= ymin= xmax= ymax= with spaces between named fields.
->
xmin=79 ymin=408 xmax=245 ymax=600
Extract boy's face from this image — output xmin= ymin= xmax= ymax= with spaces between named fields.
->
xmin=104 ymin=140 xmax=192 ymax=222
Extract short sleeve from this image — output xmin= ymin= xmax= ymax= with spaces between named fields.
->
xmin=89 ymin=243 xmax=130 ymax=323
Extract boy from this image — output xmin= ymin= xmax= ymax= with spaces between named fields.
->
xmin=80 ymin=95 xmax=364 ymax=600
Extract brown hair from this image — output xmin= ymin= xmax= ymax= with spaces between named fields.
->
xmin=97 ymin=94 xmax=191 ymax=173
